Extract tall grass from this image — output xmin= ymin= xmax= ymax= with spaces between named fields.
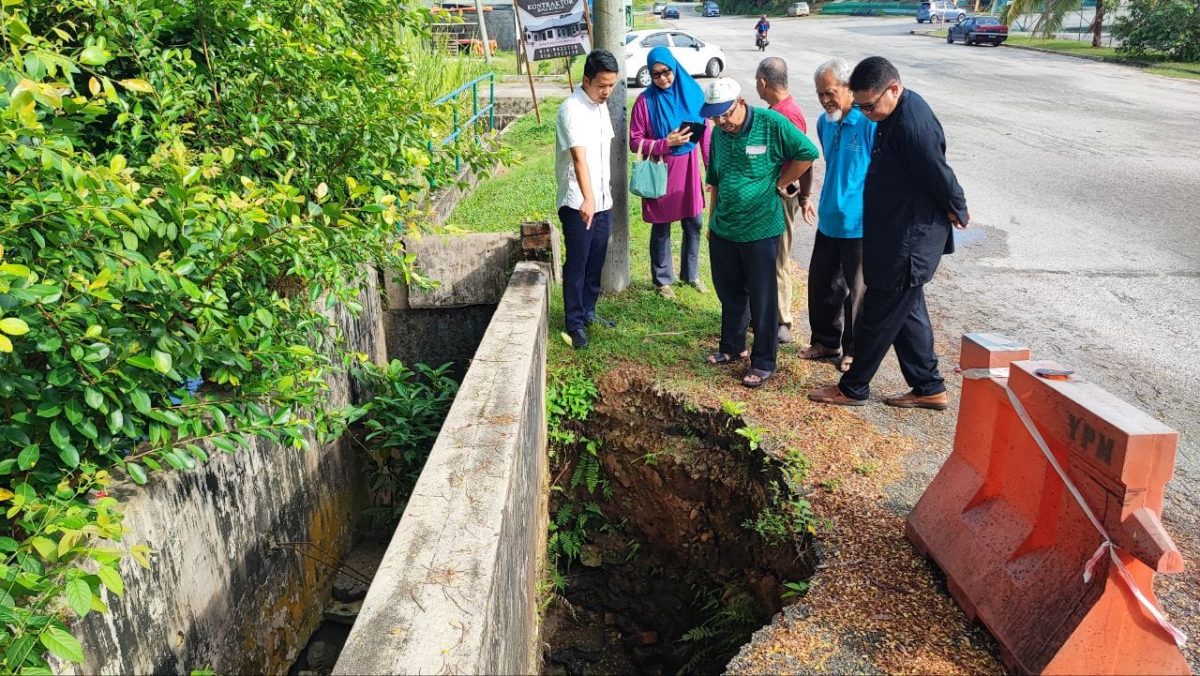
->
xmin=402 ymin=25 xmax=495 ymax=102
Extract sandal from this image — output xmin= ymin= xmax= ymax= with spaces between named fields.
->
xmin=742 ymin=368 xmax=774 ymax=388
xmin=839 ymin=356 xmax=854 ymax=373
xmin=707 ymin=350 xmax=749 ymax=365
xmin=798 ymin=344 xmax=840 ymax=360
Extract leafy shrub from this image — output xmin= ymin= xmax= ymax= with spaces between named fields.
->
xmin=547 ymin=367 xmax=598 ymax=445
xmin=352 ymin=360 xmax=459 ymax=528
xmin=1114 ymin=0 xmax=1200 ymax=62
xmin=0 ymin=0 xmax=497 ymax=669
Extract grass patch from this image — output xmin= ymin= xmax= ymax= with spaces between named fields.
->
xmin=1005 ymin=35 xmax=1123 ymax=57
xmin=1146 ymin=61 xmax=1200 ymax=79
xmin=448 ymin=98 xmax=725 ymax=374
xmin=482 ymin=51 xmax=585 ymax=80
xmin=633 ymin=12 xmax=663 ymax=29
xmin=1004 ymin=36 xmax=1200 ymax=79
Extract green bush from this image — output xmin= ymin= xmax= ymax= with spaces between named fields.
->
xmin=1114 ymin=0 xmax=1200 ymax=62
xmin=353 ymin=360 xmax=459 ymax=529
xmin=0 ymin=0 xmax=497 ymax=669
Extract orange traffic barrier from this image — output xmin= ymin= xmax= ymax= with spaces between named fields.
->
xmin=907 ymin=333 xmax=1190 ymax=675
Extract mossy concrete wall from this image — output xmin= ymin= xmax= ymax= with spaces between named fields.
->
xmin=335 ymin=262 xmax=549 ymax=675
xmin=68 ymin=273 xmax=386 ymax=674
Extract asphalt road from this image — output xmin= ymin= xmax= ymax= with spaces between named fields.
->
xmin=649 ymin=9 xmax=1200 ymax=522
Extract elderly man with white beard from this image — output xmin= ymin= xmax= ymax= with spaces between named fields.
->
xmin=796 ymin=58 xmax=874 ymax=375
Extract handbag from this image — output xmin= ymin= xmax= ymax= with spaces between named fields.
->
xmin=629 ymin=140 xmax=668 ymax=199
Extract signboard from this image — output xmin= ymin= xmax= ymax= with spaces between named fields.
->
xmin=516 ymin=0 xmax=590 ymax=61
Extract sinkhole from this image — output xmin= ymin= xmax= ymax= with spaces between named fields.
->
xmin=543 ymin=372 xmax=818 ymax=676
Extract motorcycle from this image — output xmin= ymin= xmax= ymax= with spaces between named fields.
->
xmin=755 ymin=31 xmax=769 ymax=50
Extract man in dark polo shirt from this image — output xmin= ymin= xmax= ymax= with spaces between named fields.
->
xmin=702 ymin=78 xmax=819 ymax=388
xmin=808 ymin=56 xmax=969 ymax=409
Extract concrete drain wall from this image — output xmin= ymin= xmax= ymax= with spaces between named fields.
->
xmin=334 ymin=261 xmax=550 ymax=675
xmin=67 ymin=276 xmax=387 ymax=675
xmin=382 ymin=232 xmax=520 ymax=379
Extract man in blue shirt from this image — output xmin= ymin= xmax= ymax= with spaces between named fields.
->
xmin=797 ymin=58 xmax=875 ymax=374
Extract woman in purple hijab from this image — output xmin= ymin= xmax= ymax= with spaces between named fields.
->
xmin=628 ymin=46 xmax=709 ymax=299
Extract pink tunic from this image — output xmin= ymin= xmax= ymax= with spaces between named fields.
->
xmin=628 ymin=95 xmax=708 ymax=224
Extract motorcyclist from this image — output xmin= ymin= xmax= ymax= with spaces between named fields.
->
xmin=754 ymin=14 xmax=770 ymax=49
xmin=755 ymin=14 xmax=770 ymax=37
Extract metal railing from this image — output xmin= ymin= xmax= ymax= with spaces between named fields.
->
xmin=428 ymin=72 xmax=495 ymax=186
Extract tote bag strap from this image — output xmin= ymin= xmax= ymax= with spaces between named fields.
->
xmin=637 ymin=138 xmax=669 ymax=163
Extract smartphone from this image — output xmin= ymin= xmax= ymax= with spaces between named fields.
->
xmin=678 ymin=121 xmax=707 ymax=139
xmin=1035 ymin=368 xmax=1075 ymax=380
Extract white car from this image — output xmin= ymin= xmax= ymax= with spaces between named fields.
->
xmin=787 ymin=2 xmax=810 ymax=16
xmin=624 ymin=29 xmax=727 ymax=88
xmin=652 ymin=2 xmax=667 ymax=14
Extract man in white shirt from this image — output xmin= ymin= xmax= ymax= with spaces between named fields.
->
xmin=556 ymin=49 xmax=618 ymax=349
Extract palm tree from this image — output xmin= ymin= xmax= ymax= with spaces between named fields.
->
xmin=1002 ymin=0 xmax=1107 ymax=47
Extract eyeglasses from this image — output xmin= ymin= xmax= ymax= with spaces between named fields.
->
xmin=853 ymin=84 xmax=894 ymax=113
xmin=651 ymin=67 xmax=672 ymax=79
xmin=712 ymin=100 xmax=740 ymax=122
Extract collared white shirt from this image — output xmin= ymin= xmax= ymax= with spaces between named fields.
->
xmin=555 ymin=87 xmax=614 ymax=212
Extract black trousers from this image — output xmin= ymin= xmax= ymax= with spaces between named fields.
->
xmin=837 ymin=284 xmax=945 ymax=400
xmin=807 ymin=232 xmax=865 ymax=356
xmin=709 ymin=232 xmax=779 ymax=373
xmin=559 ymin=207 xmax=611 ymax=332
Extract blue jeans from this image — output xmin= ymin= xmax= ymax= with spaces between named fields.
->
xmin=559 ymin=206 xmax=611 ymax=332
xmin=650 ymin=215 xmax=702 ymax=287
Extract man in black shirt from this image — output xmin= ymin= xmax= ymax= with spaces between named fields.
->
xmin=808 ymin=56 xmax=969 ymax=410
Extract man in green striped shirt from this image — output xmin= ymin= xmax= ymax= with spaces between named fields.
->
xmin=702 ymin=78 xmax=818 ymax=388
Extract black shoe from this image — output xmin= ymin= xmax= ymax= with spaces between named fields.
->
xmin=568 ymin=328 xmax=589 ymax=349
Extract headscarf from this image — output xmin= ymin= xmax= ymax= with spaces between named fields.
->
xmin=643 ymin=46 xmax=705 ymax=156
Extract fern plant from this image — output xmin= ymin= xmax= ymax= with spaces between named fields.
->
xmin=677 ymin=586 xmax=763 ymax=675
xmin=547 ymin=500 xmax=603 ymax=564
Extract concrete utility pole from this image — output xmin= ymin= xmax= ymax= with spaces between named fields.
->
xmin=473 ymin=0 xmax=493 ymax=64
xmin=594 ymin=0 xmax=629 ymax=293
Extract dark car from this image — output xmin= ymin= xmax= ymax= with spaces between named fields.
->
xmin=703 ymin=1 xmax=720 ymax=16
xmin=947 ymin=15 xmax=1008 ymax=45
xmin=664 ymin=5 xmax=680 ymax=18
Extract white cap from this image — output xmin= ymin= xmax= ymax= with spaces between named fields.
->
xmin=700 ymin=77 xmax=741 ymax=118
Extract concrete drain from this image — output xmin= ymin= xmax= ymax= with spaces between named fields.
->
xmin=543 ymin=373 xmax=817 ymax=675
